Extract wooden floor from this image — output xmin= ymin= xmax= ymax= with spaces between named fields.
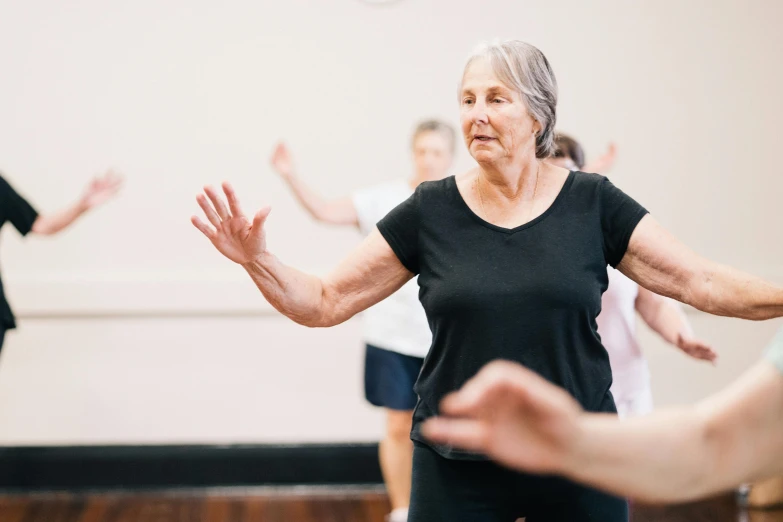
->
xmin=0 ymin=490 xmax=780 ymax=521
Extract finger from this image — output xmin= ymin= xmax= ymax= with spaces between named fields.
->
xmin=191 ymin=216 xmax=216 ymax=239
xmin=699 ymin=347 xmax=719 ymax=363
xmin=252 ymin=206 xmax=272 ymax=231
xmin=457 ymin=360 xmax=580 ymax=423
xmin=204 ymin=185 xmax=231 ymax=220
xmin=104 ymin=170 xmax=124 ymax=192
xmin=222 ymin=182 xmax=245 ymax=218
xmin=694 ymin=344 xmax=718 ymax=360
xmin=107 ymin=170 xmax=125 ymax=186
xmin=91 ymin=174 xmax=121 ymax=195
xmin=440 ymin=377 xmax=501 ymax=417
xmin=441 ymin=362 xmax=533 ymax=417
xmin=96 ymin=170 xmax=111 ymax=186
xmin=441 ymin=364 xmax=520 ymax=415
xmin=197 ymin=193 xmax=221 ymax=227
xmin=421 ymin=417 xmax=490 ymax=453
xmin=681 ymin=338 xmax=718 ymax=362
xmin=271 ymin=142 xmax=284 ymax=163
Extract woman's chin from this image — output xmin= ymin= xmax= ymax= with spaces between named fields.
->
xmin=472 ymin=151 xmax=499 ymax=165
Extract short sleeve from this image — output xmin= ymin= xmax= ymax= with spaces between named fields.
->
xmin=377 ymin=189 xmax=420 ymax=274
xmin=600 ymin=177 xmax=648 ymax=268
xmin=765 ymin=327 xmax=783 ymax=375
xmin=0 ymin=174 xmax=38 ymax=236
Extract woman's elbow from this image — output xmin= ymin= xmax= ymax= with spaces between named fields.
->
xmin=689 ymin=276 xmax=770 ymax=320
xmin=295 ymin=314 xmax=348 ymax=329
xmin=289 ymin=296 xmax=349 ymax=328
xmin=30 ymin=218 xmax=54 ymax=235
xmin=292 ymin=313 xmax=336 ymax=329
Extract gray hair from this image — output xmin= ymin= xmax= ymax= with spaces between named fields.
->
xmin=463 ymin=40 xmax=558 ymax=159
xmin=412 ymin=119 xmax=457 ymax=154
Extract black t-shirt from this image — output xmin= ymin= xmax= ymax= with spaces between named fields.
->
xmin=0 ymin=174 xmax=39 ymax=329
xmin=377 ymin=171 xmax=648 ymax=459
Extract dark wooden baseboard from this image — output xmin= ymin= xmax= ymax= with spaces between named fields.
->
xmin=0 ymin=443 xmax=382 ymax=492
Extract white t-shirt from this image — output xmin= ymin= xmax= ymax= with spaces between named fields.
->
xmin=597 ymin=267 xmax=651 ymax=402
xmin=351 ymin=180 xmax=432 ymax=358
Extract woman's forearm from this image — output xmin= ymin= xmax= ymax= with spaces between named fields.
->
xmin=281 ymin=173 xmax=359 ymax=226
xmin=282 ymin=173 xmax=332 ymax=221
xmin=242 ymin=252 xmax=333 ymax=327
xmin=692 ymin=262 xmax=783 ymax=320
xmin=31 ymin=199 xmax=89 ymax=235
xmin=567 ymin=408 xmax=717 ymax=503
xmin=650 ymin=303 xmax=690 ymax=345
xmin=565 ymin=363 xmax=783 ymax=503
xmin=621 ymin=217 xmax=783 ymax=322
xmin=637 ymin=289 xmax=691 ymax=345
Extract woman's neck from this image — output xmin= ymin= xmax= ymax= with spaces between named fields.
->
xmin=477 ymin=156 xmax=542 ymax=202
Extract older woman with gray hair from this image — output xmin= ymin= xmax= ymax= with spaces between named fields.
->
xmin=193 ymin=40 xmax=783 ymax=521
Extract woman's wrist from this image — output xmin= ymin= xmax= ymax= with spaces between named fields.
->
xmin=560 ymin=414 xmax=594 ymax=477
xmin=76 ymin=197 xmax=91 ymax=214
xmin=242 ymin=250 xmax=274 ymax=272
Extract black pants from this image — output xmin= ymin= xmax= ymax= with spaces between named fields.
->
xmin=0 ymin=327 xmax=5 ymax=355
xmin=409 ymin=441 xmax=628 ymax=522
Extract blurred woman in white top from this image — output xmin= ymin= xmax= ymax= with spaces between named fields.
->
xmin=269 ymin=120 xmax=455 ymax=522
xmin=548 ymin=134 xmax=717 ymax=417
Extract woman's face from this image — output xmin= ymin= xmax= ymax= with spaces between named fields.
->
xmin=412 ymin=131 xmax=453 ymax=181
xmin=459 ymin=58 xmax=539 ymax=166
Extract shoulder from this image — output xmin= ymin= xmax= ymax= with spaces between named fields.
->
xmin=568 ymin=171 xmax=641 ymax=208
xmin=570 ymin=170 xmax=608 ymax=190
xmin=550 ymin=170 xmax=606 ymax=210
xmin=417 ymin=175 xmax=455 ymax=193
xmin=412 ymin=175 xmax=457 ymax=203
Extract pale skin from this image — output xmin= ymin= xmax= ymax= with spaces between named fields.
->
xmin=582 ymin=143 xmax=617 ymax=175
xmin=635 ymin=288 xmax=716 ymax=362
xmin=29 ymin=170 xmax=124 ymax=235
xmin=192 ymin=55 xmax=783 ymax=500
xmin=549 ymin=151 xmax=717 ymax=363
xmin=269 ymin=130 xmax=454 ymax=227
xmin=267 ymin=131 xmax=453 ymax=513
xmin=421 ymin=358 xmax=783 ymax=504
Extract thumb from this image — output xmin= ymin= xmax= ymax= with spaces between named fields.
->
xmin=252 ymin=206 xmax=272 ymax=231
xmin=676 ymin=332 xmax=684 ymax=347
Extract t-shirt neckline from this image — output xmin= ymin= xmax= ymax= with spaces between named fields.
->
xmin=449 ymin=170 xmax=575 ymax=234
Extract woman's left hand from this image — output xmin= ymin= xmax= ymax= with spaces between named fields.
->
xmin=80 ymin=170 xmax=124 ymax=210
xmin=676 ymin=333 xmax=718 ymax=363
xmin=422 ymin=360 xmax=583 ymax=475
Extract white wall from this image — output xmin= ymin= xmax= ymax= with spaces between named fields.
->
xmin=0 ymin=0 xmax=781 ymax=444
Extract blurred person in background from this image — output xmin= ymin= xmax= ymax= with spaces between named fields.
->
xmin=0 ymin=170 xmax=123 ymax=353
xmin=269 ymin=120 xmax=456 ymax=522
xmin=549 ymin=133 xmax=717 ymax=418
